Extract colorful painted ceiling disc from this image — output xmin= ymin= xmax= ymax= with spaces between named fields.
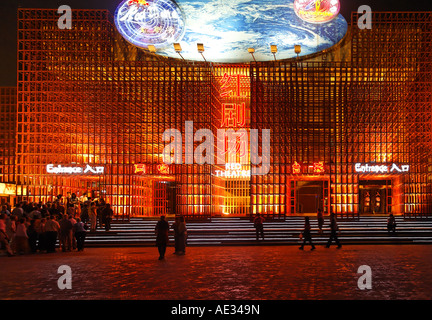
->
xmin=114 ymin=0 xmax=186 ymax=49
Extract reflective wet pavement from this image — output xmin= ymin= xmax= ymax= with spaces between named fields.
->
xmin=1 ymin=245 xmax=432 ymax=300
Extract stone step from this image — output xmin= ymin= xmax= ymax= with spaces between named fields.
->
xmin=81 ymin=216 xmax=432 ymax=246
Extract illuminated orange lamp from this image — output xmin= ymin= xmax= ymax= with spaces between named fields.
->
xmin=157 ymin=164 xmax=170 ymax=174
xmin=134 ymin=164 xmax=146 ymax=174
xmin=313 ymin=161 xmax=325 ymax=174
xmin=292 ymin=161 xmax=301 ymax=174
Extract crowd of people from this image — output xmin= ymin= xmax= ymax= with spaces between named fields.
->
xmin=0 ymin=194 xmax=114 ymax=257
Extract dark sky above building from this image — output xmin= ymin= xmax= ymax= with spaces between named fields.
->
xmin=1 ymin=0 xmax=431 ymax=86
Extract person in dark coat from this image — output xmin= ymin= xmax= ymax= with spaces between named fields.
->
xmin=102 ymin=204 xmax=113 ymax=231
xmin=326 ymin=213 xmax=342 ymax=249
xmin=387 ymin=214 xmax=396 ymax=233
xmin=171 ymin=217 xmax=180 ymax=255
xmin=27 ymin=219 xmax=38 ymax=253
xmin=177 ymin=216 xmax=187 ymax=255
xmin=155 ymin=215 xmax=170 ymax=260
xmin=299 ymin=216 xmax=315 ymax=250
xmin=253 ymin=213 xmax=265 ymax=241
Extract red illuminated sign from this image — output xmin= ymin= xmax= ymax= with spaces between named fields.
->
xmin=222 ymin=131 xmax=247 ymax=158
xmin=220 ymin=73 xmax=246 ymax=98
xmin=221 ymin=103 xmax=246 ymax=128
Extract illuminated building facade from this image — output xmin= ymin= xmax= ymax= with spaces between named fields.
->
xmin=14 ymin=9 xmax=432 ymax=219
xmin=0 ymin=87 xmax=16 ymax=203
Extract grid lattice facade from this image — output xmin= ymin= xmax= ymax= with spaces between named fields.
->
xmin=14 ymin=8 xmax=432 ymax=219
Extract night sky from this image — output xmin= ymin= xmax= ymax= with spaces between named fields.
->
xmin=1 ymin=0 xmax=431 ymax=86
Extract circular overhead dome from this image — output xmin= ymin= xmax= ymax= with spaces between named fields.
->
xmin=114 ymin=0 xmax=348 ymax=63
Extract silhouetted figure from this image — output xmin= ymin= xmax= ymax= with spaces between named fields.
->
xmin=299 ymin=216 xmax=315 ymax=250
xmin=73 ymin=218 xmax=87 ymax=251
xmin=177 ymin=216 xmax=187 ymax=255
xmin=387 ymin=214 xmax=396 ymax=233
xmin=325 ymin=213 xmax=342 ymax=249
xmin=102 ymin=204 xmax=113 ymax=231
xmin=155 ymin=216 xmax=170 ymax=260
xmin=253 ymin=213 xmax=265 ymax=241
xmin=317 ymin=208 xmax=324 ymax=234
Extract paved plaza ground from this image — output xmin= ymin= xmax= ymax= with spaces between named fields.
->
xmin=1 ymin=245 xmax=432 ymax=302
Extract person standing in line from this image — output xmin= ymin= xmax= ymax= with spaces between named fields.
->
xmin=177 ymin=216 xmax=187 ymax=255
xmin=73 ymin=218 xmax=87 ymax=251
xmin=89 ymin=202 xmax=97 ymax=232
xmin=253 ymin=213 xmax=265 ymax=241
xmin=317 ymin=208 xmax=324 ymax=235
xmin=11 ymin=203 xmax=24 ymax=219
xmin=15 ymin=218 xmax=29 ymax=254
xmin=27 ymin=219 xmax=38 ymax=253
xmin=171 ymin=217 xmax=180 ymax=255
xmin=59 ymin=214 xmax=73 ymax=252
xmin=155 ymin=215 xmax=170 ymax=260
xmin=0 ymin=214 xmax=14 ymax=256
xmin=102 ymin=204 xmax=113 ymax=231
xmin=37 ymin=218 xmax=46 ymax=252
xmin=68 ymin=214 xmax=77 ymax=250
xmin=299 ymin=216 xmax=316 ymax=250
xmin=44 ymin=215 xmax=60 ymax=253
xmin=1 ymin=205 xmax=11 ymax=216
xmin=326 ymin=213 xmax=342 ymax=249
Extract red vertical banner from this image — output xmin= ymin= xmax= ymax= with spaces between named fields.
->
xmin=216 ymin=68 xmax=250 ymax=161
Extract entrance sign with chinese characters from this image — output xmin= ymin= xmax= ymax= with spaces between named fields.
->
xmin=217 ymin=70 xmax=250 ymax=163
xmin=354 ymin=163 xmax=410 ymax=174
xmin=46 ymin=164 xmax=105 ymax=175
xmin=219 ymin=72 xmax=248 ymax=129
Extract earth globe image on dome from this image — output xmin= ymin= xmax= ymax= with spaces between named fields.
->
xmin=114 ymin=0 xmax=348 ymax=63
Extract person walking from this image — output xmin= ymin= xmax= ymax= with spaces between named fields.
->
xmin=325 ymin=213 xmax=342 ymax=249
xmin=155 ymin=215 xmax=170 ymax=260
xmin=299 ymin=216 xmax=316 ymax=250
xmin=387 ymin=213 xmax=396 ymax=233
xmin=253 ymin=213 xmax=265 ymax=241
xmin=73 ymin=218 xmax=87 ymax=251
xmin=317 ymin=208 xmax=324 ymax=234
xmin=44 ymin=215 xmax=60 ymax=253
